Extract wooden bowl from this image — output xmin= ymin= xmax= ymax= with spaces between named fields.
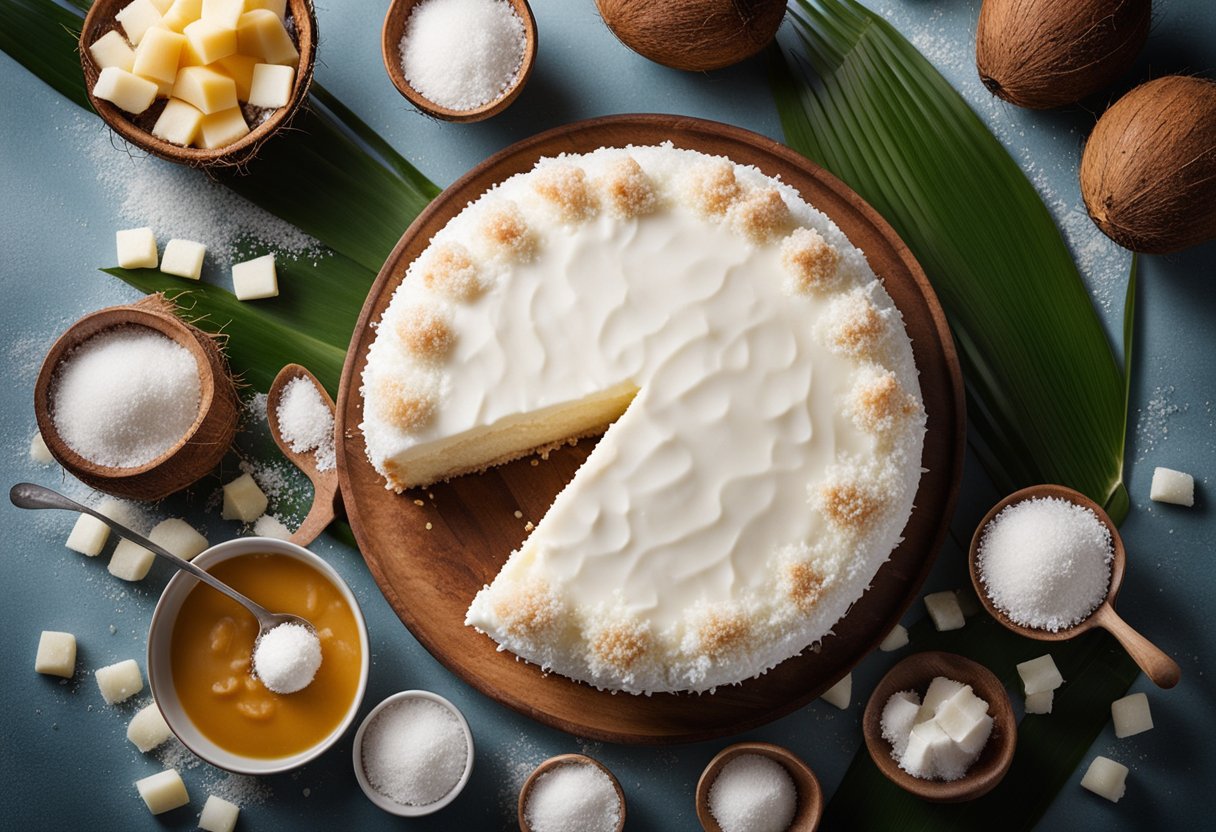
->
xmin=862 ymin=651 xmax=1016 ymax=803
xmin=695 ymin=742 xmax=823 ymax=831
xmin=969 ymin=484 xmax=1182 ymax=688
xmin=381 ymin=0 xmax=536 ymax=122
xmin=79 ymin=0 xmax=317 ymax=167
xmin=517 ymin=753 xmax=625 ymax=832
xmin=33 ymin=295 xmax=239 ymax=501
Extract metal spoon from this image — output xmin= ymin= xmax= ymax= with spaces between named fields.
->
xmin=9 ymin=482 xmax=314 ymax=641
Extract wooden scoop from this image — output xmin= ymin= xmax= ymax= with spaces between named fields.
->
xmin=381 ymin=0 xmax=537 ymax=122
xmin=695 ymin=742 xmax=823 ymax=831
xmin=266 ymin=364 xmax=341 ymax=546
xmin=969 ymin=483 xmax=1181 ymax=689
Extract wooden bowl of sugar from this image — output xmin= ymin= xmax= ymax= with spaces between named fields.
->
xmin=33 ymin=295 xmax=239 ymax=501
xmin=695 ymin=742 xmax=822 ymax=831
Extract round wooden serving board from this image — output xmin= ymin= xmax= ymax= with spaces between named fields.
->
xmin=336 ymin=115 xmax=965 ymax=744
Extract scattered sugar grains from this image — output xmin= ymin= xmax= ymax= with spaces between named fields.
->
xmin=50 ymin=327 xmax=200 ymax=468
xmin=707 ymin=754 xmax=797 ymax=832
xmin=361 ymin=698 xmax=468 ymax=806
xmin=276 ymin=377 xmax=336 ymax=471
xmin=253 ymin=623 xmax=322 ymax=694
xmin=399 ymin=0 xmax=526 ymax=111
xmin=977 ymin=497 xmax=1112 ymax=632
xmin=524 ymin=762 xmax=621 ymax=832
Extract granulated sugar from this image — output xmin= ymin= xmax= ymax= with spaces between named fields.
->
xmin=977 ymin=496 xmax=1113 ymax=632
xmin=275 ymin=377 xmax=335 ymax=472
xmin=51 ymin=326 xmax=200 ymax=468
xmin=707 ymin=753 xmax=797 ymax=832
xmin=361 ymin=698 xmax=469 ymax=806
xmin=524 ymin=762 xmax=621 ymax=832
xmin=253 ymin=622 xmax=322 ymax=694
xmin=399 ymin=0 xmax=526 ymax=111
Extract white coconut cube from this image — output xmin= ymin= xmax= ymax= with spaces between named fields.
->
xmin=879 ymin=623 xmax=909 ymax=652
xmin=930 ymin=725 xmax=978 ymax=781
xmin=132 ymin=25 xmax=186 ymax=85
xmin=231 ymin=253 xmax=278 ymax=300
xmin=94 ymin=66 xmax=159 ymax=115
xmin=199 ymin=794 xmax=240 ymax=832
xmin=880 ymin=690 xmax=921 ymax=758
xmin=1111 ymin=692 xmax=1153 ymax=738
xmin=116 ymin=226 xmax=159 ymax=269
xmin=253 ymin=513 xmax=292 ymax=540
xmin=247 ymin=62 xmax=293 ymax=108
xmin=109 ymin=538 xmax=157 ymax=581
xmin=951 ymin=712 xmax=993 ymax=757
xmin=1150 ymin=466 xmax=1194 ymax=507
xmin=1017 ymin=654 xmax=1064 ymax=696
xmin=160 ymin=238 xmax=206 ymax=280
xmin=66 ymin=512 xmax=110 ymax=557
xmin=29 ymin=431 xmax=54 ymax=464
xmin=135 ymin=769 xmax=190 ymax=814
xmin=89 ymin=30 xmax=136 ymax=72
xmin=1080 ymin=756 xmax=1128 ymax=803
xmin=115 ymin=0 xmax=164 ymax=46
xmin=34 ymin=631 xmax=77 ymax=678
xmin=935 ymin=687 xmax=990 ymax=744
xmin=924 ymin=590 xmax=966 ymax=632
xmin=152 ymin=98 xmax=205 ymax=145
xmin=1025 ymin=690 xmax=1054 ymax=715
xmin=149 ymin=518 xmax=209 ymax=560
xmin=96 ymin=659 xmax=144 ymax=704
xmin=128 ymin=702 xmax=172 ymax=752
xmin=901 ymin=720 xmax=951 ymax=779
xmin=202 ymin=0 xmax=245 ymax=27
xmin=916 ymin=676 xmax=965 ymax=724
xmin=222 ymin=473 xmax=268 ymax=522
xmin=820 ymin=672 xmax=852 ymax=709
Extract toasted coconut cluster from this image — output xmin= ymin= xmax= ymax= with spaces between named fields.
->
xmin=479 ymin=201 xmax=537 ymax=261
xmin=598 ymin=157 xmax=658 ymax=219
xmin=817 ymin=480 xmax=884 ymax=534
xmin=785 ymin=561 xmax=828 ymax=612
xmin=781 ymin=227 xmax=842 ymax=293
xmin=729 ymin=187 xmax=792 ymax=243
xmin=687 ymin=159 xmax=743 ymax=217
xmin=493 ymin=578 xmax=563 ymax=639
xmin=420 ymin=241 xmax=483 ymax=301
xmin=591 ymin=620 xmax=651 ymax=672
xmin=694 ymin=608 xmax=750 ymax=659
xmin=375 ymin=378 xmax=435 ymax=433
xmin=824 ymin=289 xmax=887 ymax=357
xmin=396 ymin=306 xmax=455 ymax=359
xmin=534 ymin=165 xmax=599 ymax=223
xmin=851 ymin=368 xmax=917 ymax=433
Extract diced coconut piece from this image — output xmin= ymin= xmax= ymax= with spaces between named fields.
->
xmin=951 ymin=712 xmax=993 ymax=757
xmin=199 ymin=795 xmax=240 ymax=832
xmin=89 ymin=30 xmax=136 ymax=72
xmin=152 ymin=98 xmax=205 ymax=145
xmin=135 ymin=769 xmax=189 ymax=814
xmin=247 ymin=62 xmax=293 ymax=108
xmin=132 ymin=26 xmax=186 ymax=85
xmin=202 ymin=0 xmax=245 ymax=28
xmin=231 ymin=254 xmax=278 ymax=300
xmin=916 ymin=676 xmax=965 ymax=724
xmin=127 ymin=702 xmax=172 ymax=752
xmin=66 ymin=512 xmax=110 ymax=557
xmin=30 ymin=431 xmax=54 ymax=464
xmin=901 ymin=720 xmax=949 ymax=779
xmin=93 ymin=66 xmax=158 ymax=114
xmin=924 ymin=590 xmax=965 ymax=632
xmin=1150 ymin=467 xmax=1194 ymax=507
xmin=935 ymin=686 xmax=990 ymax=744
xmin=222 ymin=473 xmax=268 ymax=522
xmin=183 ymin=17 xmax=238 ymax=65
xmin=96 ymin=659 xmax=143 ymax=704
xmin=115 ymin=0 xmax=164 ymax=46
xmin=109 ymin=538 xmax=156 ymax=581
xmin=116 ymin=226 xmax=159 ymax=269
xmin=198 ymin=107 xmax=249 ymax=149
xmin=880 ymin=690 xmax=920 ymax=758
xmin=172 ymin=65 xmax=238 ymax=114
xmin=879 ymin=624 xmax=909 ymax=652
xmin=1017 ymin=654 xmax=1063 ymax=696
xmin=1080 ymin=756 xmax=1128 ymax=803
xmin=34 ymin=631 xmax=77 ymax=678
xmin=1111 ymin=692 xmax=1153 ymax=739
xmin=820 ymin=672 xmax=852 ymax=709
xmin=149 ymin=518 xmax=209 ymax=561
xmin=236 ymin=9 xmax=299 ymax=65
xmin=160 ymin=238 xmax=206 ymax=280
xmin=1025 ymin=690 xmax=1053 ymax=715
xmin=161 ymin=0 xmax=202 ymax=32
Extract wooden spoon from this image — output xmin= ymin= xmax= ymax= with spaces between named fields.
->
xmin=969 ymin=484 xmax=1181 ymax=689
xmin=518 ymin=753 xmax=625 ymax=832
xmin=267 ymin=364 xmax=341 ymax=546
xmin=695 ymin=742 xmax=823 ymax=831
xmin=79 ymin=0 xmax=317 ymax=167
xmin=381 ymin=0 xmax=537 ymax=122
xmin=862 ymin=651 xmax=1016 ymax=803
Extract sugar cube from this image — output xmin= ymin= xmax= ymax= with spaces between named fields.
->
xmin=116 ymin=226 xmax=159 ymax=269
xmin=109 ymin=538 xmax=156 ymax=581
xmin=222 ymin=473 xmax=268 ymax=522
xmin=924 ymin=590 xmax=965 ymax=632
xmin=115 ymin=0 xmax=164 ymax=46
xmin=135 ymin=769 xmax=190 ymax=814
xmin=935 ymin=687 xmax=990 ymax=744
xmin=253 ymin=513 xmax=292 ymax=540
xmin=1111 ymin=692 xmax=1153 ymax=738
xmin=916 ymin=676 xmax=965 ymax=724
xmin=1025 ymin=690 xmax=1053 ymax=715
xmin=820 ymin=672 xmax=851 ymax=710
xmin=93 ymin=66 xmax=159 ymax=115
xmin=901 ymin=720 xmax=950 ymax=779
xmin=149 ymin=518 xmax=209 ymax=560
xmin=1080 ymin=756 xmax=1128 ymax=803
xmin=879 ymin=623 xmax=908 ymax=652
xmin=1150 ymin=466 xmax=1194 ymax=507
xmin=880 ymin=690 xmax=920 ymax=758
xmin=1017 ymin=654 xmax=1063 ymax=696
xmin=89 ymin=30 xmax=136 ymax=72
xmin=34 ymin=631 xmax=77 ymax=678
xmin=128 ymin=702 xmax=173 ymax=752
xmin=29 ymin=431 xmax=54 ymax=464
xmin=160 ymin=238 xmax=206 ymax=280
xmin=199 ymin=794 xmax=240 ymax=832
xmin=66 ymin=513 xmax=110 ymax=557
xmin=951 ymin=712 xmax=994 ymax=757
xmin=248 ymin=62 xmax=294 ymax=108
xmin=231 ymin=254 xmax=278 ymax=300
xmin=96 ymin=659 xmax=144 ymax=704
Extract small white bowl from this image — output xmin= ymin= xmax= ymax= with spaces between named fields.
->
xmin=146 ymin=537 xmax=370 ymax=775
xmin=352 ymin=690 xmax=475 ymax=816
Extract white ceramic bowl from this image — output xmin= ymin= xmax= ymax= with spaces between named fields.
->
xmin=352 ymin=690 xmax=475 ymax=816
xmin=146 ymin=537 xmax=370 ymax=775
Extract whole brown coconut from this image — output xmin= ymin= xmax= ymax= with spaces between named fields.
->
xmin=1080 ymin=76 xmax=1216 ymax=254
xmin=595 ymin=0 xmax=786 ymax=72
xmin=976 ymin=0 xmax=1150 ymax=109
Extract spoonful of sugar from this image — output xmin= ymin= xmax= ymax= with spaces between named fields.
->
xmin=10 ymin=482 xmax=322 ymax=694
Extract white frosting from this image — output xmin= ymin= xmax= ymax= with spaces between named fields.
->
xmin=361 ymin=145 xmax=926 ymax=693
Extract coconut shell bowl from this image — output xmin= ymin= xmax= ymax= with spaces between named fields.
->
xmin=968 ymin=484 xmax=1182 ymax=689
xmin=79 ymin=0 xmax=317 ymax=167
xmin=695 ymin=742 xmax=823 ymax=831
xmin=33 ymin=295 xmax=239 ymax=502
xmin=381 ymin=0 xmax=536 ymax=122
